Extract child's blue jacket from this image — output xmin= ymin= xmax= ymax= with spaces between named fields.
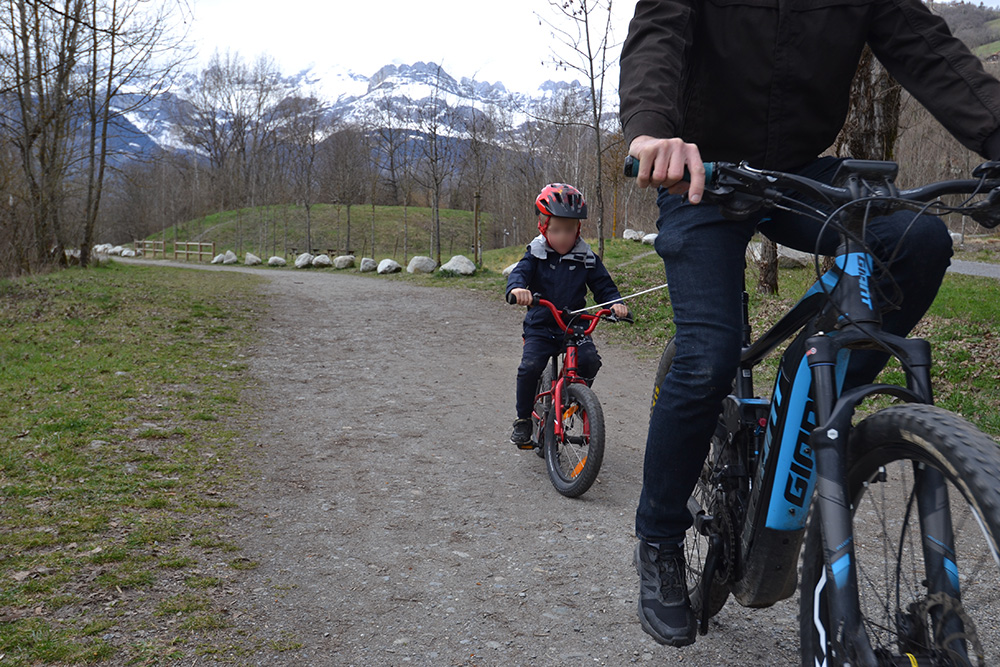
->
xmin=505 ymin=235 xmax=623 ymax=335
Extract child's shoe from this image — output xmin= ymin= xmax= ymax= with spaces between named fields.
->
xmin=510 ymin=419 xmax=533 ymax=449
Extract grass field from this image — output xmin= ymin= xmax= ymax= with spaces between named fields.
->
xmin=0 ymin=263 xmax=266 ymax=664
xmin=3 ymin=241 xmax=1000 ymax=663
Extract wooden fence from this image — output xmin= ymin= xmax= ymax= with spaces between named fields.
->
xmin=134 ymin=239 xmax=165 ymax=258
xmin=173 ymin=241 xmax=216 ymax=262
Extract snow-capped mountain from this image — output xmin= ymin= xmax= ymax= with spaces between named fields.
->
xmin=113 ymin=61 xmax=595 ymax=157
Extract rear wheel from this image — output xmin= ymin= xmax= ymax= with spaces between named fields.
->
xmin=532 ymin=361 xmax=556 ymax=457
xmin=800 ymin=404 xmax=1000 ymax=667
xmin=651 ymin=338 xmax=676 ymax=416
xmin=545 ymin=383 xmax=604 ymax=497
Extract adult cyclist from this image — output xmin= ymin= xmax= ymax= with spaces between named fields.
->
xmin=619 ymin=0 xmax=1000 ymax=648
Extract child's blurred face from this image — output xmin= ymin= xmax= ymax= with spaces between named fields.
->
xmin=544 ymin=216 xmax=580 ymax=254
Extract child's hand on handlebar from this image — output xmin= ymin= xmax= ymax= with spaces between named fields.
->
xmin=509 ymin=288 xmax=533 ymax=306
xmin=611 ymin=303 xmax=628 ymax=318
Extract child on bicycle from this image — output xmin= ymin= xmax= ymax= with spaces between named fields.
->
xmin=506 ymin=183 xmax=628 ymax=449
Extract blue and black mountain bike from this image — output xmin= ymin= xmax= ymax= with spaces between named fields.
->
xmin=627 ymin=155 xmax=1000 ymax=666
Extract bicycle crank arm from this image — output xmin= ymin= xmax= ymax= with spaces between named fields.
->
xmin=699 ymin=532 xmax=723 ymax=636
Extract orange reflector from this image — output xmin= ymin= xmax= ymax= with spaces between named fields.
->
xmin=571 ymin=456 xmax=587 ymax=478
xmin=563 ymin=404 xmax=579 ymax=421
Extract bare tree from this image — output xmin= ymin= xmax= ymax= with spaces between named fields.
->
xmin=461 ymin=93 xmax=497 ymax=266
xmin=79 ymin=0 xmax=189 ymax=267
xmin=539 ymin=0 xmax=617 ymax=257
xmin=279 ymin=93 xmax=327 ymax=253
xmin=2 ymin=0 xmax=88 ymax=267
xmin=411 ymin=64 xmax=459 ymax=266
xmin=320 ymin=123 xmax=368 ymax=254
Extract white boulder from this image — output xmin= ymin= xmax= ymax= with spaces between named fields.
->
xmin=294 ymin=253 xmax=314 ymax=269
xmin=312 ymin=254 xmax=333 ymax=268
xmin=359 ymin=257 xmax=377 ymax=272
xmin=623 ymin=229 xmax=645 ymax=241
xmin=120 ymin=248 xmax=136 ymax=257
xmin=223 ymin=250 xmax=238 ymax=265
xmin=746 ymin=242 xmax=814 ymax=268
xmin=440 ymin=254 xmax=476 ymax=276
xmin=245 ymin=252 xmax=262 ymax=266
xmin=333 ymin=254 xmax=355 ymax=269
xmin=109 ymin=245 xmax=124 ymax=256
xmin=777 ymin=246 xmax=813 ymax=269
xmin=377 ymin=259 xmax=402 ymax=274
xmin=407 ymin=255 xmax=437 ymax=274
xmin=267 ymin=256 xmax=287 ymax=267
xmin=211 ymin=253 xmax=224 ymax=264
xmin=950 ymin=231 xmax=963 ymax=247
xmin=502 ymin=261 xmax=520 ymax=277
xmin=642 ymin=233 xmax=657 ymax=245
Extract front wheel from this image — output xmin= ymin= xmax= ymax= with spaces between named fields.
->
xmin=800 ymin=404 xmax=1000 ymax=667
xmin=545 ymin=383 xmax=605 ymax=498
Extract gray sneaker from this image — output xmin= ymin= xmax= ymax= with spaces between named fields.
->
xmin=634 ymin=540 xmax=697 ymax=647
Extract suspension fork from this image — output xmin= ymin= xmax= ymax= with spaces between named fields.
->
xmin=808 ymin=333 xmax=963 ymax=663
xmin=806 ymin=334 xmax=879 ymax=665
xmin=904 ymin=345 xmax=967 ymax=658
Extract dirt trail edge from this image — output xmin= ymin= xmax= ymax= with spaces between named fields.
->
xmin=137 ymin=262 xmax=800 ymax=665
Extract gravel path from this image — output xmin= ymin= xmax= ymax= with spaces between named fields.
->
xmin=114 ymin=254 xmax=1000 ymax=665
xmin=105 ymin=258 xmax=796 ymax=666
xmin=222 ymin=268 xmax=800 ymax=666
xmin=949 ymin=258 xmax=1000 ymax=279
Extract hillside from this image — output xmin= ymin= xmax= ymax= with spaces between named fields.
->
xmin=149 ymin=204 xmax=495 ymax=265
xmin=934 ymin=2 xmax=1000 ymax=52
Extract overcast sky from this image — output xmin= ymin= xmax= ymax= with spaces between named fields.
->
xmin=185 ymin=1 xmax=1000 ymax=94
xmin=186 ymin=0 xmax=637 ymax=93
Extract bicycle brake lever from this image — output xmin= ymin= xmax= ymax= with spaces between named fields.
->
xmin=969 ymin=189 xmax=1000 ymax=229
xmin=972 ymin=160 xmax=1000 ymax=180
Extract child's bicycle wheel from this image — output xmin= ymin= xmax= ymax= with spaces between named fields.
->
xmin=544 ymin=383 xmax=605 ymax=497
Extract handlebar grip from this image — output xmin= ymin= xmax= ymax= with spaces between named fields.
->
xmin=624 ymin=155 xmax=715 ymax=184
xmin=507 ymin=291 xmax=543 ymax=306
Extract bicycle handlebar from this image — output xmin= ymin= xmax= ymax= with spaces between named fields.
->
xmin=506 ymin=292 xmax=620 ymax=335
xmin=623 ymin=155 xmax=1000 ymax=228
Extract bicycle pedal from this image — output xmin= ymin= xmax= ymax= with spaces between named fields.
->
xmin=516 ymin=442 xmax=536 ymax=451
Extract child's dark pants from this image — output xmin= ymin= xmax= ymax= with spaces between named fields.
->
xmin=516 ymin=332 xmax=602 ymax=419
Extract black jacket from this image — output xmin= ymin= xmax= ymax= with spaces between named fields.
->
xmin=620 ymin=0 xmax=1000 ymax=170
xmin=506 ymin=236 xmax=623 ymax=335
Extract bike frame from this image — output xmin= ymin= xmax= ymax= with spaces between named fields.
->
xmin=624 ymin=155 xmax=1000 ymax=662
xmin=531 ymin=299 xmax=610 ymax=441
xmin=724 ymin=232 xmax=954 ymax=664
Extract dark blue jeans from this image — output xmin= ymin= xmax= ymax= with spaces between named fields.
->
xmin=636 ymin=157 xmax=954 ymax=543
xmin=516 ymin=331 xmax=601 ymax=419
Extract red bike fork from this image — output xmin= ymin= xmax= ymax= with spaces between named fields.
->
xmin=553 ymin=346 xmax=580 ymax=439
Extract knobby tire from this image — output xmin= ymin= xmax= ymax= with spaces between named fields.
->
xmin=545 ymin=383 xmax=605 ymax=498
xmin=799 ymin=404 xmax=1000 ymax=667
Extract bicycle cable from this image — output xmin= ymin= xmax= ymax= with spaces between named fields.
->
xmin=569 ymin=281 xmax=670 ymax=314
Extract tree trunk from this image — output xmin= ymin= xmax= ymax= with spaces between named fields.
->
xmin=757 ymin=238 xmax=779 ymax=295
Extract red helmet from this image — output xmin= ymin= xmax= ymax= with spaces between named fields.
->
xmin=535 ymin=183 xmax=587 ymax=239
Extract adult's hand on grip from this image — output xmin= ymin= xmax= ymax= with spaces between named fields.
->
xmin=628 ymin=136 xmax=705 ymax=204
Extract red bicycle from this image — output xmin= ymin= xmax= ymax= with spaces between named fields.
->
xmin=510 ymin=294 xmax=630 ymax=497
